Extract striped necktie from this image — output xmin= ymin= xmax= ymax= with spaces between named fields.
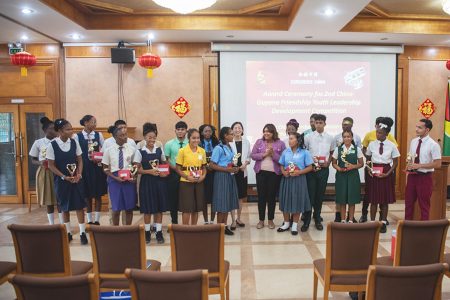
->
xmin=118 ymin=146 xmax=124 ymax=169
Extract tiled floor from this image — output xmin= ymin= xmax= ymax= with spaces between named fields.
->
xmin=1 ymin=201 xmax=450 ymax=300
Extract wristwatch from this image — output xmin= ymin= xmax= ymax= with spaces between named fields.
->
xmin=61 ymin=175 xmax=65 ymax=181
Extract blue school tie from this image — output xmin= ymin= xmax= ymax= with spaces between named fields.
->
xmin=118 ymin=146 xmax=124 ymax=169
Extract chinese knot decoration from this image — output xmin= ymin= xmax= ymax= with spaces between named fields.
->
xmin=138 ymin=53 xmax=161 ymax=78
xmin=418 ymin=98 xmax=436 ymax=119
xmin=10 ymin=51 xmax=36 ymax=77
xmin=171 ymin=97 xmax=190 ymax=118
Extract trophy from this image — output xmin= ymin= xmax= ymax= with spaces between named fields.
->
xmin=405 ymin=152 xmax=417 ymax=174
xmin=66 ymin=163 xmax=77 ymax=177
xmin=129 ymin=164 xmax=138 ymax=176
xmin=189 ymin=166 xmax=201 ymax=179
xmin=340 ymin=149 xmax=350 ymax=170
xmin=313 ymin=156 xmax=321 ymax=170
xmin=87 ymin=140 xmax=98 ymax=160
xmin=149 ymin=159 xmax=159 ymax=169
xmin=365 ymin=160 xmax=383 ymax=176
xmin=232 ymin=153 xmax=241 ymax=167
xmin=288 ymin=161 xmax=297 ymax=174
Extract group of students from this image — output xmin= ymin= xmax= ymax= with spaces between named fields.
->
xmin=29 ymin=112 xmax=442 ymax=244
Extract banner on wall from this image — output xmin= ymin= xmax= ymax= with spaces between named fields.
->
xmin=444 ymin=79 xmax=450 ymax=156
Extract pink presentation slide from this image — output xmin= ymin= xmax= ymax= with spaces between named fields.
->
xmin=246 ymin=61 xmax=371 ymax=141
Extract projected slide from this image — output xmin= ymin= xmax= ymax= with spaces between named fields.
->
xmin=246 ymin=61 xmax=371 ymax=144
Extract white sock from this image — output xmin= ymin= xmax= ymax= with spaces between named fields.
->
xmin=382 ymin=220 xmax=387 ymax=224
xmin=86 ymin=212 xmax=92 ymax=223
xmin=79 ymin=223 xmax=86 ymax=234
xmin=292 ymin=222 xmax=298 ymax=231
xmin=341 ymin=220 xmax=346 ymax=223
xmin=58 ymin=213 xmax=64 ymax=224
xmin=280 ymin=222 xmax=290 ymax=230
xmin=94 ymin=212 xmax=101 ymax=222
xmin=348 ymin=220 xmax=353 ymax=223
xmin=64 ymin=222 xmax=71 ymax=234
xmin=144 ymin=223 xmax=151 ymax=232
xmin=156 ymin=223 xmax=162 ymax=232
xmin=47 ymin=213 xmax=54 ymax=225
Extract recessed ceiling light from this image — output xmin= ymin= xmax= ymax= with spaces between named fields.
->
xmin=226 ymin=35 xmax=234 ymax=38
xmin=20 ymin=35 xmax=29 ymax=41
xmin=305 ymin=36 xmax=313 ymax=39
xmin=147 ymin=33 xmax=155 ymax=40
xmin=70 ymin=33 xmax=81 ymax=40
xmin=322 ymin=8 xmax=336 ymax=16
xmin=21 ymin=8 xmax=34 ymax=14
xmin=380 ymin=37 xmax=388 ymax=41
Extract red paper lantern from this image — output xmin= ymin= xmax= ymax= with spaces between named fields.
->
xmin=446 ymin=60 xmax=450 ymax=70
xmin=138 ymin=53 xmax=161 ymax=78
xmin=10 ymin=51 xmax=36 ymax=77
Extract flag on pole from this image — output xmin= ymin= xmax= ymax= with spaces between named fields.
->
xmin=443 ymin=79 xmax=450 ymax=155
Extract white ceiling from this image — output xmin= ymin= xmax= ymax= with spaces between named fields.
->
xmin=0 ymin=0 xmax=449 ymax=46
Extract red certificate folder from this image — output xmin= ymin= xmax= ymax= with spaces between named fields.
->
xmin=372 ymin=166 xmax=384 ymax=176
xmin=118 ymin=169 xmax=131 ymax=180
xmin=158 ymin=164 xmax=170 ymax=175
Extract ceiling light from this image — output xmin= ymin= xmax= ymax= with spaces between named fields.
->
xmin=322 ymin=8 xmax=336 ymax=16
xmin=21 ymin=8 xmax=34 ymax=14
xmin=147 ymin=33 xmax=155 ymax=40
xmin=70 ymin=33 xmax=81 ymax=40
xmin=443 ymin=0 xmax=450 ymax=15
xmin=20 ymin=35 xmax=29 ymax=41
xmin=153 ymin=0 xmax=217 ymax=14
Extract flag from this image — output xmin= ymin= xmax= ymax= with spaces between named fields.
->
xmin=444 ymin=79 xmax=450 ymax=155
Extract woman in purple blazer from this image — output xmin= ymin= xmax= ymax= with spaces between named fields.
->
xmin=251 ymin=124 xmax=286 ymax=229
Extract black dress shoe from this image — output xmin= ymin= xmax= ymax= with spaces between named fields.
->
xmin=315 ymin=221 xmax=323 ymax=231
xmin=87 ymin=222 xmax=94 ymax=225
xmin=80 ymin=233 xmax=88 ymax=245
xmin=225 ymin=227 xmax=234 ymax=236
xmin=301 ymin=224 xmax=309 ymax=232
xmin=156 ymin=231 xmax=164 ymax=244
xmin=359 ymin=214 xmax=368 ymax=223
xmin=145 ymin=230 xmax=151 ymax=244
xmin=67 ymin=232 xmax=73 ymax=242
xmin=93 ymin=221 xmax=100 ymax=225
xmin=380 ymin=223 xmax=387 ymax=233
xmin=277 ymin=227 xmax=289 ymax=232
xmin=291 ymin=230 xmax=298 ymax=236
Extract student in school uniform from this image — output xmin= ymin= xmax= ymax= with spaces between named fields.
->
xmin=277 ymin=132 xmax=313 ymax=235
xmin=303 ymin=113 xmax=317 ymax=136
xmin=210 ymin=127 xmax=240 ymax=235
xmin=102 ymin=126 xmax=137 ymax=226
xmin=75 ymin=115 xmax=107 ymax=225
xmin=365 ymin=118 xmax=400 ymax=233
xmin=164 ymin=121 xmax=189 ymax=224
xmin=103 ymin=119 xmax=137 ymax=151
xmin=251 ymin=124 xmax=286 ymax=229
xmin=46 ymin=119 xmax=87 ymax=244
xmin=283 ymin=119 xmax=300 ymax=148
xmin=199 ymin=124 xmax=219 ymax=224
xmin=360 ymin=117 xmax=398 ymax=223
xmin=29 ymin=117 xmax=61 ymax=225
xmin=176 ymin=128 xmax=207 ymax=225
xmin=405 ymin=119 xmax=442 ymax=221
xmin=303 ymin=114 xmax=335 ymax=232
xmin=134 ymin=123 xmax=168 ymax=244
xmin=331 ymin=130 xmax=364 ymax=224
xmin=229 ymin=121 xmax=251 ymax=229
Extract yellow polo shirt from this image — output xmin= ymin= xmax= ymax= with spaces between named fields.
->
xmin=362 ymin=130 xmax=398 ymax=148
xmin=176 ymin=145 xmax=207 ymax=182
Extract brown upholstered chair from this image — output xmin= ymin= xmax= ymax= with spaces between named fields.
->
xmin=87 ymin=224 xmax=161 ymax=291
xmin=0 ymin=261 xmax=16 ymax=285
xmin=8 ymin=224 xmax=92 ymax=277
xmin=125 ymin=268 xmax=209 ymax=300
xmin=444 ymin=253 xmax=450 ymax=278
xmin=169 ymin=224 xmax=229 ymax=300
xmin=8 ymin=273 xmax=98 ymax=300
xmin=313 ymin=222 xmax=381 ymax=300
xmin=365 ymin=263 xmax=448 ymax=300
xmin=377 ymin=219 xmax=450 ymax=267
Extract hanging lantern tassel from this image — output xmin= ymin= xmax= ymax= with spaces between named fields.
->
xmin=139 ymin=53 xmax=161 ymax=78
xmin=10 ymin=51 xmax=36 ymax=77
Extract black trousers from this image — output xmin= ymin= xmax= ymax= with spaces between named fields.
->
xmin=167 ymin=170 xmax=180 ymax=224
xmin=256 ymin=170 xmax=281 ymax=221
xmin=304 ymin=168 xmax=329 ymax=224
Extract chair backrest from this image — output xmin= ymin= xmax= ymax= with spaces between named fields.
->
xmin=395 ymin=219 xmax=450 ymax=266
xmin=366 ymin=263 xmax=448 ymax=300
xmin=125 ymin=268 xmax=208 ymax=300
xmin=8 ymin=273 xmax=98 ymax=300
xmin=88 ymin=225 xmax=146 ymax=277
xmin=169 ymin=224 xmax=224 ymax=278
xmin=7 ymin=224 xmax=71 ymax=276
xmin=327 ymin=222 xmax=381 ymax=275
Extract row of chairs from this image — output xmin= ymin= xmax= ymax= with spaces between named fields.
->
xmin=313 ymin=219 xmax=450 ymax=300
xmin=0 ymin=224 xmax=230 ymax=299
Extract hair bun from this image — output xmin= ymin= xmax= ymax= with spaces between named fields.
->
xmin=40 ymin=117 xmax=51 ymax=125
xmin=107 ymin=125 xmax=116 ymax=134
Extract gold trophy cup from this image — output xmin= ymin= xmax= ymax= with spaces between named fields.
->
xmin=288 ymin=161 xmax=296 ymax=174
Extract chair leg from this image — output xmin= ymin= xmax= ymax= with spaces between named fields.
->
xmin=323 ymin=283 xmax=329 ymax=300
xmin=313 ymin=272 xmax=318 ymax=300
xmin=220 ymin=284 xmax=225 ymax=300
xmin=226 ymin=278 xmax=230 ymax=300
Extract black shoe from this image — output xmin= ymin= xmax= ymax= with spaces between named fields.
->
xmin=277 ymin=226 xmax=289 ymax=232
xmin=156 ymin=231 xmax=164 ymax=244
xmin=349 ymin=291 xmax=358 ymax=300
xmin=300 ymin=224 xmax=309 ymax=232
xmin=225 ymin=227 xmax=234 ymax=235
xmin=145 ymin=230 xmax=151 ymax=244
xmin=334 ymin=212 xmax=342 ymax=223
xmin=87 ymin=222 xmax=94 ymax=225
xmin=80 ymin=232 xmax=88 ymax=245
xmin=352 ymin=218 xmax=357 ymax=223
xmin=151 ymin=225 xmax=156 ymax=233
xmin=68 ymin=232 xmax=73 ymax=242
xmin=359 ymin=214 xmax=368 ymax=223
xmin=380 ymin=223 xmax=387 ymax=233
xmin=291 ymin=230 xmax=298 ymax=236
xmin=93 ymin=221 xmax=100 ymax=225
xmin=230 ymin=224 xmax=237 ymax=231
xmin=315 ymin=220 xmax=323 ymax=231
xmin=386 ymin=220 xmax=390 ymax=225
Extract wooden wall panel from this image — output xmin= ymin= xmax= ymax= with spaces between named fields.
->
xmin=0 ymin=66 xmax=47 ymax=97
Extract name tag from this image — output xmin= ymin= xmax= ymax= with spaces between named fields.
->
xmin=198 ymin=154 xmax=203 ymax=160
